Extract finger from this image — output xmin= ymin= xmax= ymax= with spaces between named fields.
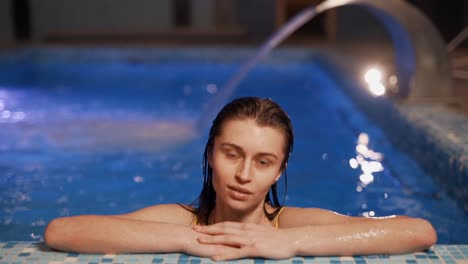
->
xmin=193 ymin=225 xmax=225 ymax=235
xmin=190 ymin=243 xmax=239 ymax=258
xmin=194 ymin=245 xmax=222 ymax=258
xmin=197 ymin=234 xmax=247 ymax=247
xmin=213 ymin=247 xmax=250 ymax=261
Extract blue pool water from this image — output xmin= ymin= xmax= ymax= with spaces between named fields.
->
xmin=0 ymin=47 xmax=466 ymax=243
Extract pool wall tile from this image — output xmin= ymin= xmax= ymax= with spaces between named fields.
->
xmin=1 ymin=242 xmax=467 ymax=264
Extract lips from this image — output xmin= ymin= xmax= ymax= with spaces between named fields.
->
xmin=227 ymin=185 xmax=252 ymax=200
xmin=228 ymin=185 xmax=252 ymax=195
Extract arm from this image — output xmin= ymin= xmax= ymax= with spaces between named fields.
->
xmin=45 ymin=215 xmax=191 ymax=253
xmin=280 ymin=207 xmax=437 ymax=255
xmin=287 ymin=216 xmax=437 ymax=256
xmin=44 ymin=204 xmax=233 ymax=255
xmin=194 ymin=207 xmax=437 ymax=260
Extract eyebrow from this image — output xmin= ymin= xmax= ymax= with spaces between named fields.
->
xmin=220 ymin=142 xmax=279 ymax=160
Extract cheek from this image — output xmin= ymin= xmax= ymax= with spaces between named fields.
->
xmin=254 ymin=171 xmax=277 ymax=189
xmin=211 ymin=155 xmax=236 ymax=178
xmin=212 ymin=168 xmax=230 ymax=183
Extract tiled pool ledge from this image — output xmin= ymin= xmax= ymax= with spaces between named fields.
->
xmin=319 ymin=54 xmax=468 ymax=214
xmin=0 ymin=242 xmax=467 ymax=264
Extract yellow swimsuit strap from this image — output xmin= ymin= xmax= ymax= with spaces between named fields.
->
xmin=192 ymin=214 xmax=199 ymax=227
xmin=274 ymin=206 xmax=286 ymax=228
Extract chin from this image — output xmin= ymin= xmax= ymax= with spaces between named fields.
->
xmin=225 ymin=197 xmax=262 ymax=214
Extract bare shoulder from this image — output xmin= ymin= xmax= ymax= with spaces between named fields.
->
xmin=278 ymin=206 xmax=372 ymax=228
xmin=116 ymin=203 xmax=195 ymax=226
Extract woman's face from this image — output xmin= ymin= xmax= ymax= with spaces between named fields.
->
xmin=209 ymin=118 xmax=285 ymax=213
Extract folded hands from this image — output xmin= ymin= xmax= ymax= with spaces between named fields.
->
xmin=185 ymin=222 xmax=296 ymax=261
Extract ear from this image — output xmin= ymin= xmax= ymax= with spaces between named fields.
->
xmin=275 ymin=162 xmax=287 ymax=182
xmin=274 ymin=172 xmax=282 ymax=182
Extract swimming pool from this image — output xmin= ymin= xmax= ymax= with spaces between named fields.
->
xmin=0 ymin=46 xmax=466 ymax=245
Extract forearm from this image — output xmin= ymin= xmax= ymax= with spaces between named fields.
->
xmin=44 ymin=215 xmax=191 ymax=253
xmin=288 ymin=218 xmax=437 ymax=256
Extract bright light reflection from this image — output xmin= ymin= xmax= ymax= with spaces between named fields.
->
xmin=349 ymin=132 xmax=384 ymax=189
xmin=367 ymin=151 xmax=383 ymax=161
xmin=0 ymin=95 xmax=26 ymax=123
xmin=369 ymin=82 xmax=386 ymax=96
xmin=358 ymin=133 xmax=369 ymax=145
xmin=362 ymin=211 xmax=376 ymax=217
xmin=363 ymin=67 xmax=386 ymax=96
xmin=356 ymin=155 xmax=364 ymax=164
xmin=364 ymin=68 xmax=382 ymax=83
xmin=359 ymin=173 xmax=374 ymax=185
xmin=361 ymin=161 xmax=383 ymax=174
xmin=349 ymin=158 xmax=358 ymax=169
xmin=356 ymin=144 xmax=368 ymax=155
xmin=369 ymin=161 xmax=384 ymax=172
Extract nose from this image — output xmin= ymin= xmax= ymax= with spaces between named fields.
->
xmin=235 ymin=160 xmax=252 ymax=183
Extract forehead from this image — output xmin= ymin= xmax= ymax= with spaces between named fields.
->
xmin=216 ymin=119 xmax=285 ymax=155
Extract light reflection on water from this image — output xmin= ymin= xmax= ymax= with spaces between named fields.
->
xmin=0 ymin=89 xmax=199 ymax=153
xmin=43 ymin=118 xmax=198 ymax=152
xmin=0 ymin=90 xmax=26 ymax=123
xmin=0 ymin=86 xmax=202 ymax=242
xmin=349 ymin=132 xmax=384 ymax=189
xmin=346 ymin=132 xmax=385 ymax=217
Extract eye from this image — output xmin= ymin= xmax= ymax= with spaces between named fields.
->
xmin=226 ymin=152 xmax=239 ymax=159
xmin=258 ymin=159 xmax=270 ymax=167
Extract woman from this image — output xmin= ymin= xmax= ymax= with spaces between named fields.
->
xmin=44 ymin=97 xmax=437 ymax=261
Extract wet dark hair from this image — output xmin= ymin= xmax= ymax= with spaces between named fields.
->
xmin=192 ymin=97 xmax=294 ymax=225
